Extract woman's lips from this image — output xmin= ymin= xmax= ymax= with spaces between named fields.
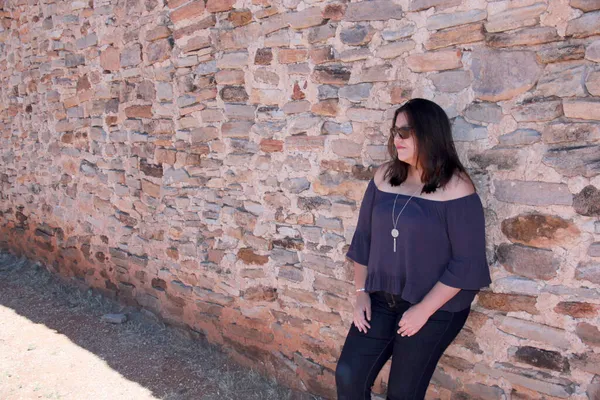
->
xmin=396 ymin=146 xmax=405 ymax=150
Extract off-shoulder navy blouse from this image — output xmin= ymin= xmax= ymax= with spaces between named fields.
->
xmin=346 ymin=179 xmax=492 ymax=312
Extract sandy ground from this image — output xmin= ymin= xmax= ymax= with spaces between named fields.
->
xmin=0 ymin=250 xmax=319 ymax=400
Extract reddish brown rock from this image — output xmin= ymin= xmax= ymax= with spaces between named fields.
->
xmin=554 ymin=302 xmax=599 ymax=318
xmin=497 ymin=243 xmax=560 ymax=280
xmin=125 ymin=105 xmax=153 ymax=118
xmin=278 ymin=48 xmax=308 ymax=64
xmin=260 ymin=139 xmax=284 ymax=153
xmin=170 ymin=1 xmax=205 ymax=24
xmin=206 ymin=0 xmax=235 ymax=13
xmin=478 ymin=292 xmax=539 ymax=315
xmin=576 ymin=322 xmax=600 ymax=347
xmin=311 ymin=99 xmax=339 ymax=116
xmin=501 ymin=213 xmax=580 ymax=248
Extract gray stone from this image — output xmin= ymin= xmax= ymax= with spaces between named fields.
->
xmin=474 ymin=362 xmax=575 ymax=398
xmin=511 ymin=98 xmax=563 ymax=122
xmin=355 ymin=63 xmax=395 ymax=82
xmin=566 ymin=11 xmax=600 ymax=38
xmin=339 ymin=48 xmax=371 ymax=62
xmin=493 ymin=180 xmax=573 ymax=206
xmin=307 ymin=23 xmax=336 ymax=44
xmin=471 ymin=50 xmax=542 ymax=101
xmin=576 ymin=322 xmax=600 ymax=347
xmin=542 ymin=122 xmax=600 ymax=144
xmin=469 ymin=146 xmax=521 ymax=170
xmin=588 ymin=242 xmax=600 ymax=257
xmin=381 ymin=22 xmax=416 ymax=41
xmin=278 ymin=266 xmax=303 ymax=281
xmin=464 ymin=103 xmax=503 ymax=124
xmin=224 ymin=104 xmax=256 ymax=120
xmin=430 ymin=70 xmax=472 ymax=93
xmin=346 ymin=108 xmax=385 ymax=123
xmin=344 ymin=1 xmax=404 ymax=21
xmin=322 ymin=121 xmax=353 ymax=135
xmin=498 ymin=129 xmax=541 ymax=146
xmin=409 ymin=0 xmax=461 ymax=12
xmin=101 ymin=313 xmax=128 ymax=324
xmin=339 ymin=83 xmax=372 ymax=102
xmin=537 ymin=62 xmax=586 ymax=97
xmin=510 ymin=346 xmax=570 ymax=372
xmin=587 ymin=40 xmax=600 ymax=62
xmin=575 ymin=261 xmax=600 ymax=285
xmin=217 ymin=51 xmax=248 ymax=69
xmin=571 ymin=353 xmax=600 ymax=375
xmin=431 ymin=368 xmax=459 ymax=390
xmin=120 ymin=44 xmax=142 ymax=68
xmin=571 ymin=0 xmax=600 ymax=11
xmin=282 ymin=178 xmax=310 ymax=194
xmin=195 ymin=61 xmax=217 ymax=76
xmin=271 ymin=248 xmax=299 ymax=264
xmin=538 ymin=43 xmax=586 ymax=64
xmin=497 ymin=243 xmax=560 ymax=280
xmin=76 ymin=33 xmax=98 ymax=50
xmin=340 ymin=25 xmax=375 ymax=46
xmin=426 ymin=9 xmax=487 ymax=30
xmin=542 ymin=144 xmax=600 ymax=178
xmin=375 ymin=40 xmax=416 ymax=59
xmin=463 ymin=383 xmax=505 ymax=400
xmin=164 ymin=168 xmax=189 ymax=184
xmin=331 ymin=139 xmax=362 ymax=157
xmin=493 ymin=276 xmax=540 ymax=296
xmin=318 ymin=85 xmax=339 ymax=100
xmin=574 ymin=185 xmax=600 ymax=216
xmin=452 ymin=117 xmax=488 ymax=141
xmin=486 ymin=27 xmax=560 ymax=48
xmin=316 ymin=216 xmax=343 ymax=231
xmin=298 ymin=197 xmax=331 ymax=211
xmin=222 ymin=121 xmax=254 ymax=137
xmin=485 ymin=3 xmax=547 ymax=33
xmin=65 ymin=53 xmax=85 ymax=68
xmin=80 ymin=160 xmax=98 ymax=176
xmin=493 ymin=316 xmax=569 ymax=349
xmin=543 ymin=284 xmax=599 ymax=299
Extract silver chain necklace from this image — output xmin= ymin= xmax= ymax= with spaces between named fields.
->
xmin=391 ymin=186 xmax=422 ymax=253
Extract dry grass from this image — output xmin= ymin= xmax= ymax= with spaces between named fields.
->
xmin=0 ymin=250 xmax=321 ymax=400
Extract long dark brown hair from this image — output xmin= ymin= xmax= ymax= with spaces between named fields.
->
xmin=386 ymin=98 xmax=471 ymax=194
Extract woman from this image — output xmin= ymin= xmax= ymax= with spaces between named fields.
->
xmin=335 ymin=98 xmax=491 ymax=400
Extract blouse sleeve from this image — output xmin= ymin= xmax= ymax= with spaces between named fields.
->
xmin=439 ymin=194 xmax=492 ymax=290
xmin=346 ymin=179 xmax=376 ymax=266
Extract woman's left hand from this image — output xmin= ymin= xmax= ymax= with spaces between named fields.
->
xmin=397 ymin=303 xmax=432 ymax=337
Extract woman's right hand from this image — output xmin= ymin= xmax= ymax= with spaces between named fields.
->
xmin=353 ymin=292 xmax=371 ymax=333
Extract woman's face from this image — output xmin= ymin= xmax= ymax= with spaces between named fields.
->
xmin=392 ymin=112 xmax=417 ymax=167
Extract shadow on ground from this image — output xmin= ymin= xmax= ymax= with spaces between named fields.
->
xmin=0 ymin=250 xmax=320 ymax=400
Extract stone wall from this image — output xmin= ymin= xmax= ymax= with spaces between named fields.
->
xmin=1 ymin=0 xmax=600 ymax=398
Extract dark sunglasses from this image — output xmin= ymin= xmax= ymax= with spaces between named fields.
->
xmin=390 ymin=126 xmax=413 ymax=140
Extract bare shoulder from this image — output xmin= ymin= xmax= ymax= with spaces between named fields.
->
xmin=373 ymin=162 xmax=391 ymax=187
xmin=442 ymin=171 xmax=476 ymax=200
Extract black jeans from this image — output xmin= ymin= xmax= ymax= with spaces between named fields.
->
xmin=335 ymin=291 xmax=470 ymax=400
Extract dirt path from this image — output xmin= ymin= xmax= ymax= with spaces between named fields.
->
xmin=0 ymin=251 xmax=318 ymax=400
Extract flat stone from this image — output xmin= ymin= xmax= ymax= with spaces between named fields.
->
xmin=171 ymin=0 xmax=205 ymax=24
xmin=289 ymin=7 xmax=324 ymax=30
xmin=217 ymin=51 xmax=248 ymax=69
xmin=542 ymin=121 xmax=600 ymax=144
xmin=575 ymin=261 xmax=600 ymax=284
xmin=566 ymin=10 xmax=600 ymax=38
xmin=555 ymin=301 xmax=599 ymax=318
xmin=101 ymin=313 xmax=128 ymax=324
xmin=282 ymin=177 xmax=310 ymax=194
xmin=576 ymin=322 xmax=600 ymax=347
xmin=463 ymin=383 xmax=505 ymax=400
xmin=478 ymin=292 xmax=538 ymax=314
xmin=339 ymin=48 xmax=370 ymax=62
xmin=307 ymin=23 xmax=336 ymax=44
xmin=571 ymin=0 xmax=600 ymax=11
xmin=344 ymin=0 xmax=403 ymax=21
xmin=511 ymin=97 xmax=563 ymax=122
xmin=586 ymin=69 xmax=600 ymax=95
xmin=497 ymin=243 xmax=560 ymax=280
xmin=216 ymin=70 xmax=245 ymax=85
xmin=537 ymin=43 xmax=585 ymax=63
xmin=537 ymin=62 xmax=586 ymax=97
xmin=182 ymin=36 xmax=211 ymax=53
xmin=331 ymin=139 xmax=362 ymax=158
xmin=317 ymin=85 xmax=338 ymax=100
xmin=323 ymin=3 xmax=346 ymax=21
xmin=408 ymin=0 xmax=461 ymax=12
xmin=255 ymin=48 xmax=273 ymax=65
xmin=339 ymin=83 xmax=372 ymax=102
xmin=573 ymin=185 xmax=600 ymax=216
xmin=426 ymin=23 xmax=485 ymax=50
xmin=510 ymin=346 xmax=569 ymax=372
xmin=340 ymin=25 xmax=375 ymax=46
xmin=452 ymin=117 xmax=487 ymax=141
xmin=220 ymin=86 xmax=249 ymax=102
xmin=426 ymin=9 xmax=487 ymax=30
xmin=278 ymin=48 xmax=308 ymax=64
xmin=310 ymin=46 xmax=336 ymax=65
xmin=224 ymin=104 xmax=255 ymax=120
xmin=381 ymin=22 xmax=416 ymax=40
xmin=120 ymin=44 xmax=142 ymax=68
xmin=322 ymin=121 xmax=352 ymax=135
xmin=285 ymin=136 xmax=325 ymax=151
xmin=100 ymin=47 xmax=120 ymax=71
xmin=487 ymin=26 xmax=560 ymax=48
xmin=571 ymin=353 xmax=600 ymax=376
xmin=282 ymin=101 xmax=311 ymax=115
xmin=586 ymin=40 xmax=600 ymax=62
xmin=542 ymin=144 xmax=600 ymax=178
xmin=255 ymin=69 xmax=280 ymax=85
xmin=375 ymin=40 xmax=416 ymax=59
xmin=494 ymin=180 xmax=573 ymax=206
xmin=471 ymin=50 xmax=542 ymax=101
xmin=493 ymin=276 xmax=540 ymax=296
xmin=501 ymin=213 xmax=579 ymax=248
xmin=406 ymin=50 xmax=462 ymax=72
xmin=222 ymin=121 xmax=254 ymax=137
xmin=464 ymin=102 xmax=502 ymax=124
xmin=494 ymin=316 xmax=569 ymax=349
xmin=195 ymin=60 xmax=217 ymax=76
xmin=485 ymin=3 xmax=547 ymax=33
xmin=250 ymin=89 xmax=281 ymax=105
xmin=498 ymin=129 xmax=541 ymax=146
xmin=355 ymin=63 xmax=396 ymax=82
xmin=229 ymin=9 xmax=253 ymax=27
xmin=311 ymin=99 xmax=339 ymax=116
xmin=346 ymin=108 xmax=385 ymax=123
xmin=430 ymin=70 xmax=472 ymax=93
xmin=206 ymin=0 xmax=235 ymax=13
xmin=312 ymin=65 xmax=351 ymax=85
xmin=469 ymin=146 xmax=521 ymax=170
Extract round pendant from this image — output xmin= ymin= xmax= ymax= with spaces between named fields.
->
xmin=391 ymin=229 xmax=399 ymax=238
